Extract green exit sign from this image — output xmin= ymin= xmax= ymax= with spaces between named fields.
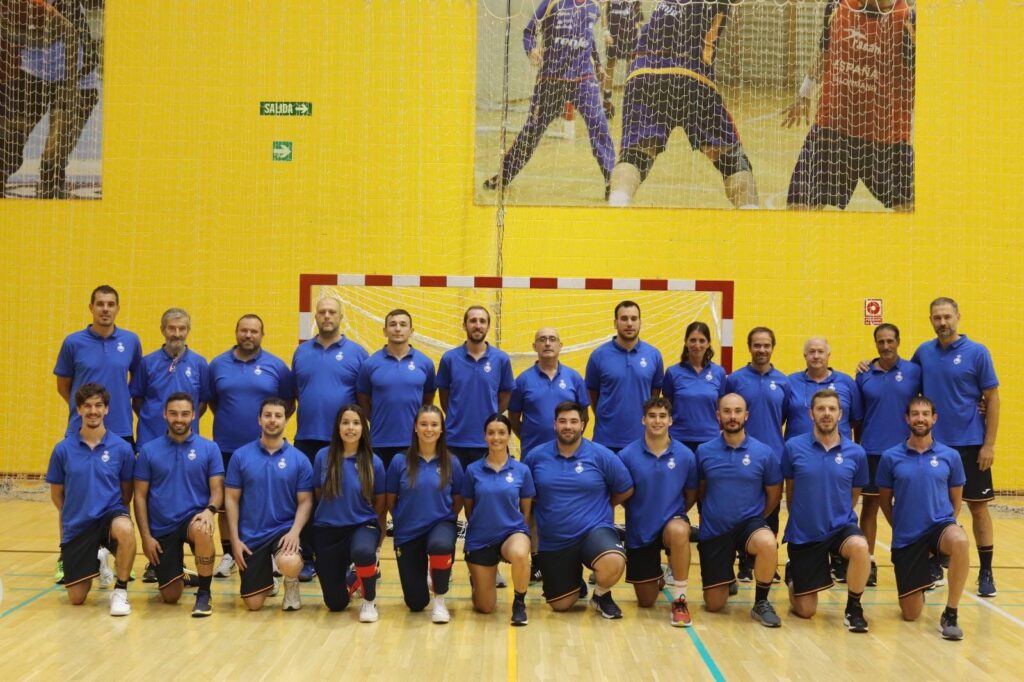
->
xmin=260 ymin=101 xmax=312 ymax=116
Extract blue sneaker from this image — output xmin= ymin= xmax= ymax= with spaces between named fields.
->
xmin=977 ymin=569 xmax=996 ymax=598
xmin=298 ymin=560 xmax=316 ymax=583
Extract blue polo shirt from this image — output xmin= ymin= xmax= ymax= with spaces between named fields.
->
xmin=224 ymin=439 xmax=313 ymax=547
xmin=385 ymin=453 xmax=465 ymax=546
xmin=723 ymin=364 xmax=790 ymax=458
xmin=619 ymin=438 xmax=698 ymax=549
xmin=134 ymin=433 xmax=224 ymax=537
xmin=877 ymin=440 xmax=966 ymax=548
xmin=436 ymin=343 xmax=515 ymax=448
xmin=357 ymin=346 xmax=436 ymax=448
xmin=781 ymin=433 xmax=868 ymax=545
xmin=784 ymin=370 xmax=863 ymax=441
xmin=696 ymin=434 xmax=781 ymax=541
xmin=208 ymin=348 xmax=294 ymax=453
xmin=312 ymin=449 xmax=385 ymax=528
xmin=523 ymin=438 xmax=634 ymax=551
xmin=461 ymin=457 xmax=536 ymax=551
xmin=912 ymin=336 xmax=999 ymax=447
xmin=54 ymin=326 xmax=143 ymax=438
xmin=292 ymin=336 xmax=369 ymax=442
xmin=585 ymin=338 xmax=665 ymax=449
xmin=509 ymin=363 xmax=590 ymax=454
xmin=663 ymin=361 xmax=727 ymax=443
xmin=46 ymin=431 xmax=134 ymax=543
xmin=130 ymin=347 xmax=211 ymax=447
xmin=857 ymin=358 xmax=922 ymax=453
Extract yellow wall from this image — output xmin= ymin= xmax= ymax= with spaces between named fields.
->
xmin=1 ymin=1 xmax=1021 ymax=489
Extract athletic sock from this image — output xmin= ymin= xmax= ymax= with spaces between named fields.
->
xmin=846 ymin=590 xmax=863 ymax=611
xmin=115 ymin=579 xmax=128 ymax=591
xmin=593 ymin=585 xmax=609 ymax=598
xmin=196 ymin=575 xmax=212 ymax=594
xmin=672 ymin=580 xmax=688 ymax=601
xmin=514 ymin=590 xmax=526 ymax=604
xmin=978 ymin=545 xmax=993 ymax=571
xmin=221 ymin=540 xmax=231 ymax=556
xmin=943 ymin=605 xmax=958 ymax=618
xmin=755 ymin=581 xmax=771 ymax=603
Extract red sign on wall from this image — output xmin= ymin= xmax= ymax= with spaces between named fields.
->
xmin=864 ymin=299 xmax=883 ymax=325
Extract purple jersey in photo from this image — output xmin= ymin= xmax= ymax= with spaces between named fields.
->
xmin=525 ymin=0 xmax=602 ymax=81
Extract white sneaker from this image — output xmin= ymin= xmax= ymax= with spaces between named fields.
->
xmin=663 ymin=563 xmax=674 ymax=583
xmin=269 ymin=577 xmax=280 ymax=596
xmin=282 ymin=577 xmax=301 ymax=611
xmin=214 ymin=554 xmax=236 ymax=578
xmin=495 ymin=569 xmax=507 ymax=588
xmin=97 ymin=548 xmax=114 ymax=589
xmin=109 ymin=588 xmax=131 ymax=616
xmin=431 ymin=597 xmax=450 ymax=624
xmin=359 ymin=600 xmax=379 ymax=623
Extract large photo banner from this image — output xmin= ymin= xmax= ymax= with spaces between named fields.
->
xmin=1 ymin=0 xmax=103 ymax=200
xmin=475 ymin=0 xmax=915 ymax=212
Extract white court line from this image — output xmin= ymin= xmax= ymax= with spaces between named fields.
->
xmin=876 ymin=540 xmax=1024 ymax=629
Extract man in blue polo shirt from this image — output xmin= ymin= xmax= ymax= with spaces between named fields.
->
xmin=781 ymin=389 xmax=870 ymax=633
xmin=856 ymin=323 xmax=921 ymax=586
xmin=134 ymin=392 xmax=223 ymax=617
xmin=357 ymin=308 xmax=437 ymax=468
xmin=912 ymin=297 xmax=999 ymax=598
xmin=437 ymin=305 xmax=514 ymax=471
xmin=225 ymin=398 xmax=313 ymax=612
xmin=723 ymin=326 xmax=789 ymax=581
xmin=586 ymin=300 xmax=664 ymax=452
xmin=291 ymin=296 xmax=368 ymax=580
xmin=46 ymin=383 xmax=137 ymax=616
xmin=523 ymin=401 xmax=634 ymax=619
xmin=696 ymin=393 xmax=782 ymax=627
xmin=209 ymin=313 xmax=294 ymax=579
xmin=784 ymin=337 xmax=862 ymax=440
xmin=510 ymin=326 xmax=589 ymax=455
xmin=131 ymin=308 xmax=211 ymax=449
xmin=878 ymin=396 xmax=970 ymax=640
xmin=619 ymin=397 xmax=698 ymax=627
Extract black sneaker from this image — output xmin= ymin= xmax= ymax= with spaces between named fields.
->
xmin=142 ymin=563 xmax=157 ymax=583
xmin=511 ymin=600 xmax=528 ymax=626
xmin=866 ymin=561 xmax=878 ymax=587
xmin=737 ymin=561 xmax=754 ymax=583
xmin=831 ymin=555 xmax=848 ymax=583
xmin=590 ymin=591 xmax=623 ymax=620
xmin=728 ymin=581 xmax=739 ymax=596
xmin=939 ymin=611 xmax=964 ymax=640
xmin=751 ymin=599 xmax=782 ymax=628
xmin=578 ymin=578 xmax=588 ymax=601
xmin=977 ymin=569 xmax=996 ymax=597
xmin=588 ymin=572 xmax=597 ymax=585
xmin=386 ymin=519 xmax=394 ymax=537
xmin=938 ymin=553 xmax=950 ymax=569
xmin=192 ymin=591 xmax=213 ymax=618
xmin=530 ymin=561 xmax=543 ymax=584
xmin=772 ymin=571 xmax=782 ymax=585
xmin=844 ymin=605 xmax=869 ymax=633
xmin=928 ymin=557 xmax=945 ymax=589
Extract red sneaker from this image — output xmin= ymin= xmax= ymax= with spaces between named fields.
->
xmin=671 ymin=597 xmax=692 ymax=628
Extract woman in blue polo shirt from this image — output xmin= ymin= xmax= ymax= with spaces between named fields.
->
xmin=386 ymin=405 xmax=464 ymax=624
xmin=463 ymin=414 xmax=535 ymax=626
xmin=312 ymin=405 xmax=386 ymax=623
xmin=662 ymin=322 xmax=727 ymax=453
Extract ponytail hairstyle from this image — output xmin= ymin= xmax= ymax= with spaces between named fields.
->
xmin=322 ymin=405 xmax=376 ymax=505
xmin=680 ymin=321 xmax=715 ymax=368
xmin=404 ymin=404 xmax=452 ymax=490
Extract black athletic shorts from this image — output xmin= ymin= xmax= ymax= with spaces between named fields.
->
xmin=697 ymin=516 xmax=770 ymax=590
xmin=61 ymin=510 xmax=129 ymax=588
xmin=861 ymin=454 xmax=882 ymax=495
xmin=239 ymin=532 xmax=291 ymax=598
xmin=956 ymin=445 xmax=995 ymax=502
xmin=892 ymin=522 xmax=957 ymax=598
xmin=538 ymin=527 xmax=625 ymax=603
xmin=625 ymin=514 xmax=690 ymax=584
xmin=786 ymin=524 xmax=864 ymax=596
xmin=152 ymin=517 xmax=197 ymax=589
xmin=464 ymin=531 xmax=527 ymax=567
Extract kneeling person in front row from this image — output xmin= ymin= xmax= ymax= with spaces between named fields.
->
xmin=782 ymin=390 xmax=871 ymax=632
xmin=696 ymin=393 xmax=783 ymax=627
xmin=879 ymin=396 xmax=970 ymax=640
xmin=134 ymin=393 xmax=224 ymax=617
xmin=225 ymin=398 xmax=313 ymax=611
xmin=620 ymin=397 xmax=698 ymax=627
xmin=523 ymin=402 xmax=634 ymax=619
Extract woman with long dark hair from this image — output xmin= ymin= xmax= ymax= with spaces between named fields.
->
xmin=662 ymin=322 xmax=727 ymax=453
xmin=385 ymin=404 xmax=464 ymax=623
xmin=462 ymin=414 xmax=535 ymax=626
xmin=311 ymin=405 xmax=386 ymax=622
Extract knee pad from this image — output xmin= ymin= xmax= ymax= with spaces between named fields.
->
xmin=712 ymin=145 xmax=753 ymax=178
xmin=619 ymin=147 xmax=655 ymax=181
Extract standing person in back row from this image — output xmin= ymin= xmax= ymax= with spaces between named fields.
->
xmin=586 ymin=300 xmax=664 ymax=453
xmin=912 ymin=297 xmax=999 ymax=597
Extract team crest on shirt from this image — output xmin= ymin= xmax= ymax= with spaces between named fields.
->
xmin=278 ymin=457 xmax=287 ymax=469
xmin=930 ymin=456 xmax=939 ymax=468
xmin=505 ymin=472 xmax=514 ymax=483
xmin=640 ymin=358 xmax=648 ymax=368
xmin=188 ymin=449 xmax=197 ymax=461
xmin=741 ymin=454 xmax=751 ymax=466
xmin=185 ymin=367 xmax=193 ymax=378
xmin=834 ymin=452 xmax=844 ymax=465
xmin=335 ymin=351 xmax=344 ymax=362
xmin=828 ymin=383 xmax=836 ymax=391
xmin=558 ymin=379 xmax=567 ymax=390
xmin=116 ymin=342 xmax=125 ymax=353
xmin=705 ymin=372 xmax=713 ymax=381
xmin=954 ymin=354 xmax=962 ymax=366
xmin=667 ymin=457 xmax=676 ymax=470
xmin=895 ymin=371 xmax=903 ymax=382
xmin=769 ymin=381 xmax=777 ymax=391
xmin=101 ymin=451 xmax=110 ymax=463
xmin=484 ymin=361 xmax=492 ymax=373
xmin=254 ymin=366 xmax=263 ymax=376
xmin=575 ymin=462 xmax=584 ymax=474
xmin=407 ymin=361 xmax=416 ymax=371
